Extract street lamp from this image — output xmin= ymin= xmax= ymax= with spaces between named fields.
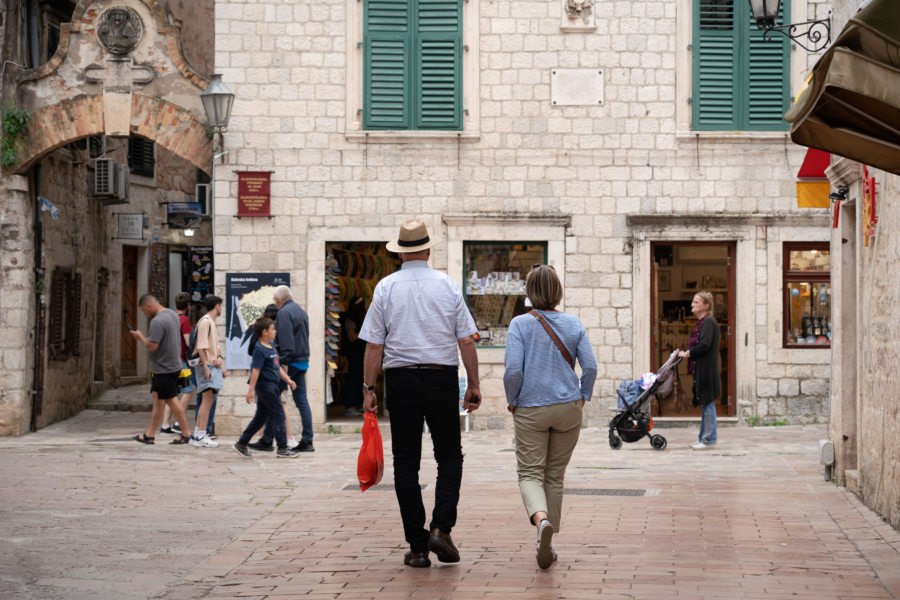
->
xmin=199 ymin=75 xmax=234 ymax=263
xmin=747 ymin=0 xmax=831 ymax=52
xmin=200 ymin=74 xmax=235 ymax=131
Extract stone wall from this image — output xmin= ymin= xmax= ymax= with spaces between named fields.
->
xmin=0 ymin=176 xmax=35 ymax=435
xmin=854 ymin=168 xmax=899 ymax=527
xmin=37 ymin=148 xmax=104 ymax=427
xmin=824 ymin=0 xmax=900 ymax=530
xmin=210 ymin=0 xmax=832 ymax=433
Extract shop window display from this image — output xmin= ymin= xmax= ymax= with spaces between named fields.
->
xmin=464 ymin=242 xmax=547 ymax=347
xmin=783 ymin=243 xmax=831 ymax=348
xmin=325 ymin=243 xmax=401 ymax=419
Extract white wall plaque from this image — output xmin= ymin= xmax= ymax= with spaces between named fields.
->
xmin=551 ymin=69 xmax=604 ymax=106
xmin=117 ymin=213 xmax=144 ymax=240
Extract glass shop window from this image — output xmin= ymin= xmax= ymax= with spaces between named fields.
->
xmin=464 ymin=241 xmax=547 ymax=347
xmin=783 ymin=242 xmax=831 ymax=348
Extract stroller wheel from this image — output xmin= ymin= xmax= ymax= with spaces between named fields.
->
xmin=609 ymin=435 xmax=622 ymax=450
xmin=650 ymin=435 xmax=667 ymax=451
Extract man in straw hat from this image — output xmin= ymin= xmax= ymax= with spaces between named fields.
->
xmin=360 ymin=218 xmax=482 ymax=568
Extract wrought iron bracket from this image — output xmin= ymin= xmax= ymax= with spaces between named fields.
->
xmin=759 ymin=11 xmax=831 ymax=53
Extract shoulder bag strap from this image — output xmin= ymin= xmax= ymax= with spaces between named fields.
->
xmin=529 ymin=311 xmax=575 ymax=370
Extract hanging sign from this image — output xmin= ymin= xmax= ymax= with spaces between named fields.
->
xmin=237 ymin=171 xmax=272 ymax=217
xmin=167 ymin=202 xmax=203 ymax=229
xmin=188 ymin=246 xmax=214 ymax=303
xmin=117 ymin=213 xmax=143 ymax=240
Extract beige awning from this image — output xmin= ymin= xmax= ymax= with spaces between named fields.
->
xmin=784 ymin=0 xmax=900 ymax=175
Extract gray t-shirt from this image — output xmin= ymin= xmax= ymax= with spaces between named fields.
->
xmin=146 ymin=308 xmax=182 ymax=374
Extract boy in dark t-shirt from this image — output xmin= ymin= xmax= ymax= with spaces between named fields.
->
xmin=233 ymin=318 xmax=301 ymax=459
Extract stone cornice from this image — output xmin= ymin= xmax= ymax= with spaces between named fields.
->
xmin=626 ymin=214 xmax=831 ymax=228
xmin=442 ymin=213 xmax=572 ymax=227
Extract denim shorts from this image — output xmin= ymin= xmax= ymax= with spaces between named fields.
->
xmin=196 ymin=364 xmax=224 ymax=393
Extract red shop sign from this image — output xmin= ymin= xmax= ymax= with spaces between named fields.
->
xmin=237 ymin=171 xmax=272 ymax=217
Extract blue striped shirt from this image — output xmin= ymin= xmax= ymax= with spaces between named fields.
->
xmin=503 ymin=310 xmax=597 ymax=408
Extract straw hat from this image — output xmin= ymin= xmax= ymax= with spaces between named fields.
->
xmin=386 ymin=219 xmax=440 ymax=253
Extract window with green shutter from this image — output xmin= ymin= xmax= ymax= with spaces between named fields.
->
xmin=692 ymin=0 xmax=790 ymax=131
xmin=364 ymin=0 xmax=462 ymax=130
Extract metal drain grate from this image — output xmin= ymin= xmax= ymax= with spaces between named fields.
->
xmin=563 ymin=488 xmax=645 ymax=497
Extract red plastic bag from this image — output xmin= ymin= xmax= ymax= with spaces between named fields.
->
xmin=357 ymin=412 xmax=384 ymax=492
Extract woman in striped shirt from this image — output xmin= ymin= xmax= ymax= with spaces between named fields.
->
xmin=503 ymin=264 xmax=597 ymax=569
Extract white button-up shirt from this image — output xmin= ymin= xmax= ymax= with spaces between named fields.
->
xmin=359 ymin=260 xmax=477 ymax=369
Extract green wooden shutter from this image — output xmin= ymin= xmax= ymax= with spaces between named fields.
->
xmin=693 ymin=0 xmax=737 ymax=129
xmin=692 ymin=0 xmax=790 ymax=131
xmin=364 ymin=0 xmax=411 ymax=129
xmin=745 ymin=0 xmax=790 ymax=130
xmin=415 ymin=0 xmax=462 ymax=129
xmin=364 ymin=0 xmax=461 ymax=130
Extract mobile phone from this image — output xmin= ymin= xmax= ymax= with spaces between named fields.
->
xmin=126 ymin=324 xmax=135 ymax=331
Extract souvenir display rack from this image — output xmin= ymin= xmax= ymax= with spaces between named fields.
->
xmin=463 ymin=241 xmax=547 ymax=347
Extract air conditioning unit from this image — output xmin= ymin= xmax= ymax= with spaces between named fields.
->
xmin=89 ymin=159 xmax=130 ymax=205
xmin=196 ymin=183 xmax=211 ymax=215
xmin=90 ymin=158 xmax=115 ymax=197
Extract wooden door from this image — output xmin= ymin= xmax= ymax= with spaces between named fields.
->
xmin=726 ymin=242 xmax=736 ymax=416
xmin=120 ymin=246 xmax=137 ymax=376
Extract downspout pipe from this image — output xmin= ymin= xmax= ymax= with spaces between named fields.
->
xmin=26 ymin=0 xmax=39 ymax=68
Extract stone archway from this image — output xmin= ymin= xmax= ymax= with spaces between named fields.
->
xmin=0 ymin=0 xmax=216 ymax=435
xmin=5 ymin=0 xmax=214 ymax=175
xmin=12 ymin=94 xmax=212 ymax=174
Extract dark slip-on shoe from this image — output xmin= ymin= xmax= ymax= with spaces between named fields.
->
xmin=427 ymin=528 xmax=460 ymax=563
xmin=403 ymin=550 xmax=431 ymax=568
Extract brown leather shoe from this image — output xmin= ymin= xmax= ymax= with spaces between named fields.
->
xmin=403 ymin=550 xmax=431 ymax=568
xmin=427 ymin=528 xmax=460 ymax=563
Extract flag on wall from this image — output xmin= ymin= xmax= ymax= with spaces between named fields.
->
xmin=796 ymin=148 xmax=831 ymax=208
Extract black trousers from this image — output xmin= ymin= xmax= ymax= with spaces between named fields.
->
xmin=238 ymin=380 xmax=287 ymax=449
xmin=385 ymin=367 xmax=463 ymax=554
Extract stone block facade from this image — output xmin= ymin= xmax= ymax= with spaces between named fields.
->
xmin=210 ymin=0 xmax=833 ymax=433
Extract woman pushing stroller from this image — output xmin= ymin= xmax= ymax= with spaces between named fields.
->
xmin=678 ymin=291 xmax=720 ymax=449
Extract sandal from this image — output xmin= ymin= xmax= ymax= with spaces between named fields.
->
xmin=133 ymin=434 xmax=155 ymax=445
xmin=170 ymin=435 xmax=191 ymax=445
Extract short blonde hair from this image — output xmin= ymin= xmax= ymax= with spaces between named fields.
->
xmin=526 ymin=265 xmax=563 ymax=310
xmin=696 ymin=291 xmax=714 ymax=313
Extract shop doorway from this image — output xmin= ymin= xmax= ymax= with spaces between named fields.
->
xmin=120 ymin=245 xmax=138 ymax=377
xmin=324 ymin=242 xmax=401 ymax=422
xmin=651 ymin=242 xmax=735 ymax=417
xmin=167 ymin=249 xmax=186 ymax=309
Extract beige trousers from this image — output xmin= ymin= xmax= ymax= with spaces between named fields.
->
xmin=513 ymin=400 xmax=582 ymax=532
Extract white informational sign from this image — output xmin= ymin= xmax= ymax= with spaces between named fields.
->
xmin=225 ymin=272 xmax=290 ymax=370
xmin=117 ymin=213 xmax=143 ymax=240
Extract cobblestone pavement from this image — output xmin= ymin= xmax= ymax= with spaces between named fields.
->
xmin=1 ymin=409 xmax=898 ymax=600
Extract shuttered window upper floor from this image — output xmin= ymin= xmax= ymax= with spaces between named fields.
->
xmin=346 ymin=0 xmax=479 ymax=141
xmin=691 ymin=0 xmax=791 ymax=131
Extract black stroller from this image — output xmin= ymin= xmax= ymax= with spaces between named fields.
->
xmin=609 ymin=350 xmax=682 ymax=451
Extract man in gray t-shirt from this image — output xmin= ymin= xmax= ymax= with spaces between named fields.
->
xmin=146 ymin=306 xmax=182 ymax=374
xmin=130 ymin=294 xmax=194 ymax=445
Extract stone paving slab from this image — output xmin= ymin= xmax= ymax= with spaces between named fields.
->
xmin=0 ymin=411 xmax=898 ymax=599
